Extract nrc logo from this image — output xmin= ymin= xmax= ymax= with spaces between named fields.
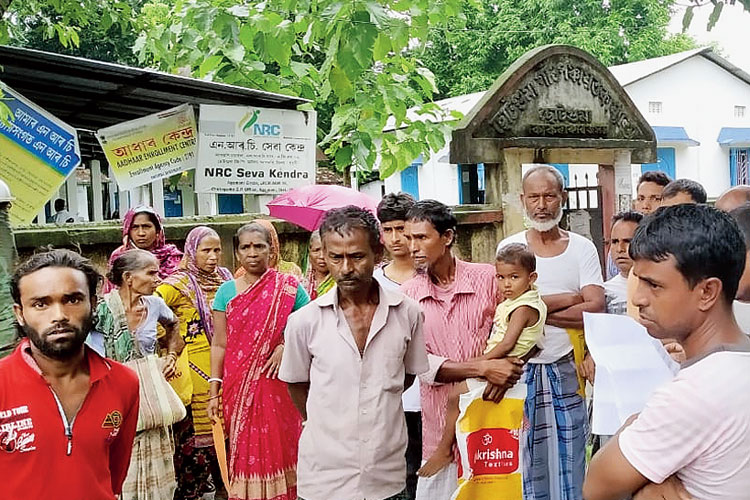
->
xmin=253 ymin=123 xmax=281 ymax=136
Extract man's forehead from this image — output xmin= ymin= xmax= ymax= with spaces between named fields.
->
xmin=405 ymin=219 xmax=434 ymax=231
xmin=522 ymin=171 xmax=562 ymax=193
xmin=382 ymin=220 xmax=406 ymax=227
xmin=18 ymin=267 xmax=89 ymax=298
xmin=632 ymin=255 xmax=680 ymax=277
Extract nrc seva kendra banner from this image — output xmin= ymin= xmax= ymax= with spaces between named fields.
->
xmin=196 ymin=105 xmax=316 ymax=194
xmin=0 ymin=81 xmax=81 ymax=225
xmin=96 ymin=104 xmax=197 ymax=191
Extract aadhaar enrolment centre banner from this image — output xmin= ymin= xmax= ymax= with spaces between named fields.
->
xmin=96 ymin=104 xmax=197 ymax=191
xmin=196 ymin=105 xmax=316 ymax=194
xmin=0 ymin=81 xmax=81 ymax=225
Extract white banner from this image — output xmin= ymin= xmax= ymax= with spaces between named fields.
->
xmin=96 ymin=104 xmax=198 ymax=191
xmin=196 ymin=105 xmax=316 ymax=194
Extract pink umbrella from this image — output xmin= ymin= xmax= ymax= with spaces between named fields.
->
xmin=267 ymin=184 xmax=380 ymax=231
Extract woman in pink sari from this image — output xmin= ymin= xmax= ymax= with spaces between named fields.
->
xmin=208 ymin=222 xmax=310 ymax=500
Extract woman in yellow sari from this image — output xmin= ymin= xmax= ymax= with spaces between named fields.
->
xmin=156 ymin=226 xmax=233 ymax=500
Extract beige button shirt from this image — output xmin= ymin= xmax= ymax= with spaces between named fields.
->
xmin=279 ymin=281 xmax=429 ymax=500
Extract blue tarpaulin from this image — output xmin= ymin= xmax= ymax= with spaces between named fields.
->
xmin=652 ymin=126 xmax=700 ymax=146
xmin=717 ymin=128 xmax=750 ymax=147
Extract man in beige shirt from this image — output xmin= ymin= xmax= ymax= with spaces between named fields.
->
xmin=280 ymin=206 xmax=429 ymax=500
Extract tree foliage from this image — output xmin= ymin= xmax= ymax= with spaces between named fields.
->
xmin=420 ymin=0 xmax=698 ymax=99
xmin=132 ymin=0 xmax=466 ymax=178
xmin=681 ymin=0 xmax=750 ymax=31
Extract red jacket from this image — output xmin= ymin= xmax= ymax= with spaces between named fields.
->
xmin=0 ymin=339 xmax=139 ymax=499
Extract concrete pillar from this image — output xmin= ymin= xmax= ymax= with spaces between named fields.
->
xmin=129 ymin=185 xmax=151 ymax=208
xmin=598 ymin=164 xmax=615 ymax=260
xmin=614 ymin=150 xmax=633 ymax=213
xmin=500 ymin=149 xmax=530 ymax=238
xmin=197 ymin=193 xmax=218 ymax=216
xmin=37 ymin=206 xmax=47 ymax=225
xmin=182 ymin=186 xmax=196 ymax=217
xmin=151 ymin=179 xmax=165 ymax=217
xmin=91 ymin=160 xmax=104 ymax=222
xmin=65 ymin=170 xmax=79 ymax=219
xmin=243 ymin=194 xmax=260 ymax=214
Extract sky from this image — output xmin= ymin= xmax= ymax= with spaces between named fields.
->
xmin=668 ymin=2 xmax=750 ymax=72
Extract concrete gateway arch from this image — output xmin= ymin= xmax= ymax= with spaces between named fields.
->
xmin=450 ymin=44 xmax=657 ymax=240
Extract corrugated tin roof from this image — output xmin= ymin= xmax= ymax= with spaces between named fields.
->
xmin=0 ymin=45 xmax=309 ymax=160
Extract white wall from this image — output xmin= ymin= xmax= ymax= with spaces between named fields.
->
xmin=359 ymin=180 xmax=384 ymax=200
xmin=381 ymin=140 xmax=460 ymax=205
xmin=624 ymin=56 xmax=750 ymax=197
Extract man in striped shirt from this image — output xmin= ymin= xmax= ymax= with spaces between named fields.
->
xmin=401 ymin=200 xmax=524 ymax=500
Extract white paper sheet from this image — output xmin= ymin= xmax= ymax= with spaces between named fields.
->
xmin=583 ymin=312 xmax=679 ymax=435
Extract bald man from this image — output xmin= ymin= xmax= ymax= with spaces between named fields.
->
xmin=716 ymin=185 xmax=750 ymax=212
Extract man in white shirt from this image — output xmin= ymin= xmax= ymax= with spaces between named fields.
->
xmin=498 ymin=165 xmax=605 ymax=500
xmin=604 ymin=211 xmax=643 ymax=316
xmin=280 ymin=206 xmax=429 ymax=500
xmin=375 ymin=192 xmax=420 ymax=500
xmin=584 ymin=204 xmax=750 ymax=500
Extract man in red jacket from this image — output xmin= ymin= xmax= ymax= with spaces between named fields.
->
xmin=0 ymin=249 xmax=139 ymax=499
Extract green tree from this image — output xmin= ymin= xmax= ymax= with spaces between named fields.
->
xmin=681 ymin=0 xmax=750 ymax=31
xmin=130 ymin=0 xmax=463 ymax=178
xmin=421 ymin=0 xmax=698 ymax=99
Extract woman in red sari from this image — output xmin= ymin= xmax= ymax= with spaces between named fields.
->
xmin=208 ymin=222 xmax=310 ymax=500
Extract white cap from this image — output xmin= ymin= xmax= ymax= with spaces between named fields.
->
xmin=0 ymin=178 xmax=13 ymax=203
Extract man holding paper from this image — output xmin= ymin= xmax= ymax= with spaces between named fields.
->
xmin=584 ymin=204 xmax=750 ymax=500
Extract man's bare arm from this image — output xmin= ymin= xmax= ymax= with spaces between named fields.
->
xmin=584 ymin=434 xmax=649 ymax=500
xmin=404 ymin=373 xmax=415 ymax=392
xmin=543 ymin=293 xmax=583 ymax=313
xmin=287 ymin=382 xmax=310 ymax=420
xmin=546 ymin=284 xmax=605 ymax=329
xmin=435 ymin=358 xmax=524 ymax=387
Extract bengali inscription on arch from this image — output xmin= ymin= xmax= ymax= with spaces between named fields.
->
xmin=480 ymin=54 xmax=645 ymax=141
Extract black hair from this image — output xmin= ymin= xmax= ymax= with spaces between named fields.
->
xmin=234 ymin=222 xmax=271 ymax=250
xmin=611 ymin=210 xmax=644 ymax=228
xmin=629 ymin=204 xmax=745 ymax=304
xmin=406 ymin=199 xmax=458 ymax=243
xmin=130 ymin=209 xmax=162 ymax=232
xmin=662 ymin=179 xmax=707 ymax=204
xmin=729 ymin=203 xmax=750 ymax=250
xmin=319 ymin=205 xmax=383 ymax=253
xmin=11 ymin=249 xmax=101 ymax=305
xmin=107 ymin=249 xmax=158 ymax=287
xmin=54 ymin=199 xmax=66 ymax=211
xmin=377 ymin=192 xmax=416 ymax=224
xmin=496 ymin=243 xmax=536 ymax=273
xmin=637 ymin=170 xmax=671 ymax=189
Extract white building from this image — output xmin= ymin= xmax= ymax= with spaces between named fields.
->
xmin=370 ymin=48 xmax=750 ymax=202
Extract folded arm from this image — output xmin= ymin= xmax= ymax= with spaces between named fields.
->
xmin=545 ymin=284 xmax=605 ymax=329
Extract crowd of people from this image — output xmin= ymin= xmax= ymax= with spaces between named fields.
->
xmin=1 ymin=166 xmax=749 ymax=500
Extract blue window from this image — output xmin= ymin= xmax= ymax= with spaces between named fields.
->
xmin=164 ymin=190 xmax=183 ymax=217
xmin=218 ymin=194 xmax=244 ymax=214
xmin=730 ymin=148 xmax=750 ymax=186
xmin=400 ymin=156 xmax=421 ymax=200
xmin=641 ymin=147 xmax=676 ymax=179
xmin=458 ymin=163 xmax=486 ymax=204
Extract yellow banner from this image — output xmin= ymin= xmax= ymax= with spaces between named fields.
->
xmin=96 ymin=104 xmax=197 ymax=191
